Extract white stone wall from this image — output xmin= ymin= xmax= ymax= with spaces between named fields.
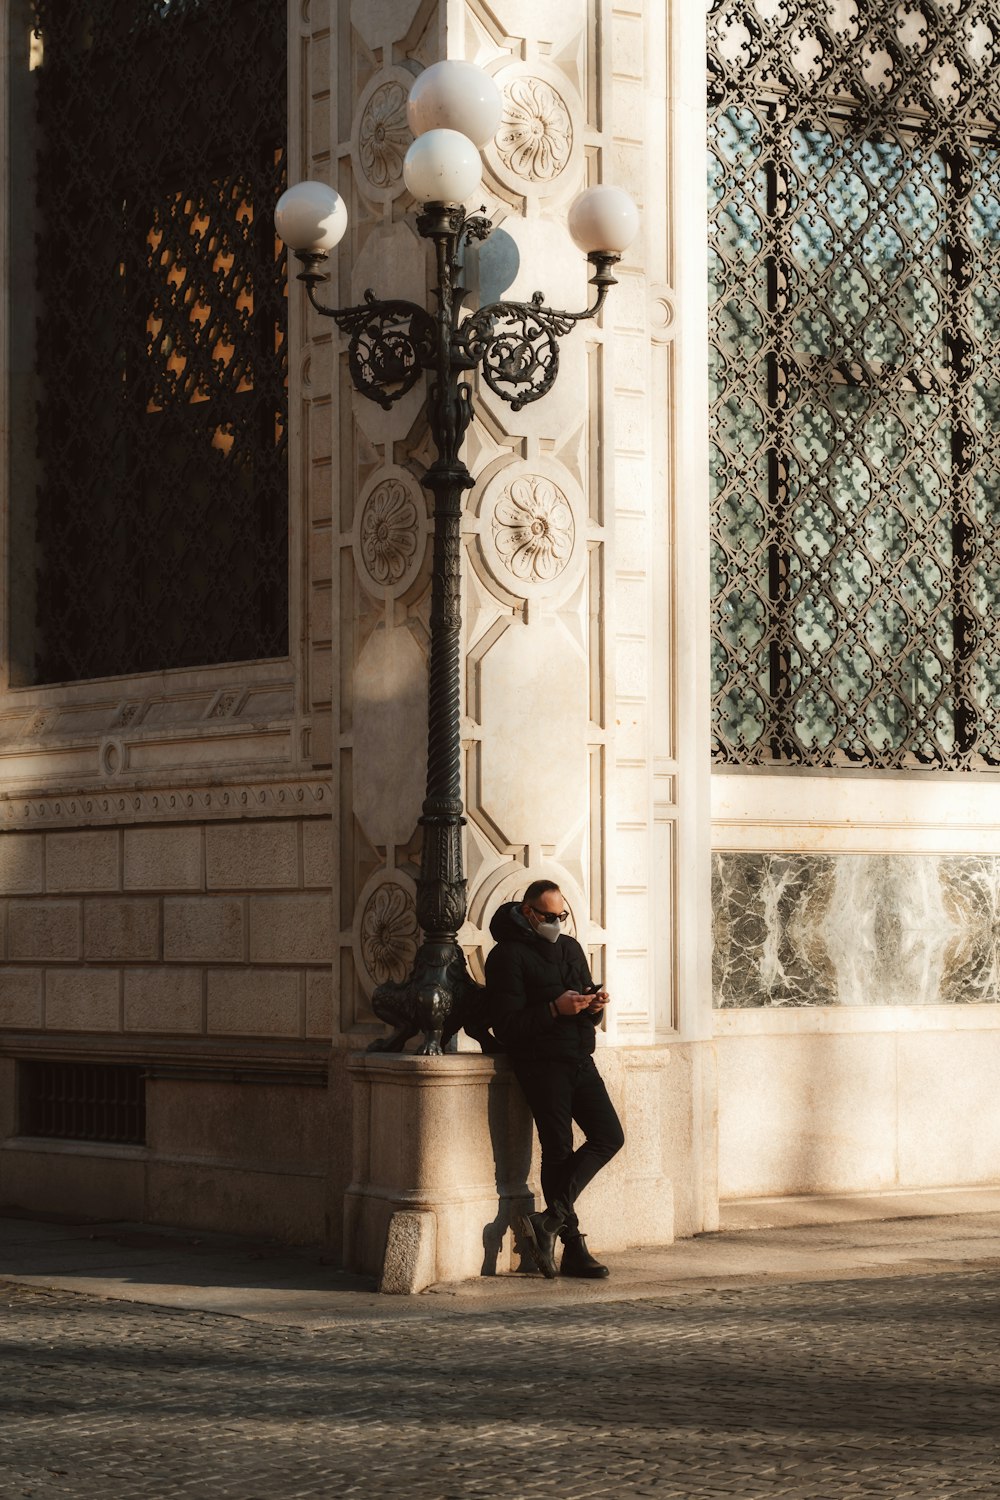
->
xmin=286 ymin=0 xmax=718 ymax=1246
xmin=713 ymin=776 xmax=1000 ymax=1199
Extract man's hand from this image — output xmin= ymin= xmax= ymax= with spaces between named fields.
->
xmin=586 ymin=987 xmax=610 ymax=1015
xmin=553 ymin=990 xmax=596 ymax=1016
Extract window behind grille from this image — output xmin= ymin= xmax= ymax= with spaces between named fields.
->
xmin=8 ymin=0 xmax=289 ymax=686
xmin=19 ymin=1061 xmax=146 ymax=1145
xmin=708 ymin=3 xmax=1000 ymax=769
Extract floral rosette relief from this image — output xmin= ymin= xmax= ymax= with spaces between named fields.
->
xmin=353 ymin=467 xmax=427 ymax=599
xmin=352 ymin=71 xmax=413 ymax=200
xmin=494 ymin=75 xmax=574 ymax=186
xmin=491 ymin=473 xmax=576 ymax=587
xmin=361 ymin=478 xmax=417 ymax=585
xmin=359 ymin=881 xmax=419 ymax=988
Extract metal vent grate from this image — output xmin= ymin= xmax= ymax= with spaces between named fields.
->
xmin=19 ymin=1062 xmax=146 ymax=1145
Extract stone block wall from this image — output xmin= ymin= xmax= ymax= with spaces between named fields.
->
xmin=0 ymin=808 xmax=335 ymax=1240
xmin=0 ymin=819 xmax=334 ymax=1042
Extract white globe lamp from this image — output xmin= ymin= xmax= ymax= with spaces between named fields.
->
xmin=407 ymin=60 xmax=502 ymax=147
xmin=403 ymin=128 xmax=483 ymax=205
xmin=567 ymin=185 xmax=639 ymax=256
xmin=274 ymin=181 xmax=348 ymax=253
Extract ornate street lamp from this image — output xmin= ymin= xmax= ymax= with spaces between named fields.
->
xmin=275 ymin=61 xmax=638 ymax=1056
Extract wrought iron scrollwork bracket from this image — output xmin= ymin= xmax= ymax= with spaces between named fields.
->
xmin=295 ymin=255 xmax=435 ymax=411
xmin=457 ymin=252 xmax=620 ymax=411
xmin=293 ymin=241 xmax=619 ymax=415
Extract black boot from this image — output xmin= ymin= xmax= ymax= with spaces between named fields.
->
xmin=515 ymin=1210 xmax=563 ymax=1279
xmin=560 ymin=1233 xmax=609 ymax=1279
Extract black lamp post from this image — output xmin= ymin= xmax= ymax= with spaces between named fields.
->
xmin=275 ymin=62 xmax=638 ymax=1055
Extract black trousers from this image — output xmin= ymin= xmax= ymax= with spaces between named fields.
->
xmin=512 ymin=1054 xmax=625 ymax=1240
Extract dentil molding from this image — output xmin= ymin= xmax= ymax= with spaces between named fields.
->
xmin=0 ymin=777 xmax=332 ymax=829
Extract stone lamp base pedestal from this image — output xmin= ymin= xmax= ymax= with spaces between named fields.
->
xmin=344 ymin=1049 xmax=675 ymax=1293
xmin=344 ymin=1053 xmax=533 ymax=1292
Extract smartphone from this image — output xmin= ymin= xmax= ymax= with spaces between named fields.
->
xmin=585 ymin=981 xmax=604 ymax=995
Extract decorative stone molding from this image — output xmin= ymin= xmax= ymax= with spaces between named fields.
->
xmin=353 ymin=870 xmax=420 ymax=996
xmin=485 ymin=65 xmax=582 ymax=198
xmin=361 ymin=884 xmax=419 ymax=983
xmin=492 ymin=474 xmax=575 ymax=584
xmin=0 ymin=676 xmax=294 ymax=743
xmin=209 ymin=690 xmax=245 ymax=719
xmin=361 ymin=479 xmax=418 ymax=584
xmin=466 ymin=861 xmax=589 ymax=956
xmin=101 ymin=738 xmax=125 ymax=778
xmin=351 ymin=69 xmax=414 ymax=202
xmin=0 ymin=777 xmax=331 ymax=828
xmin=649 ymin=287 xmax=677 ymax=344
xmin=496 ymin=76 xmax=573 ymax=182
xmin=475 ymin=459 xmax=583 ymax=603
xmin=352 ymin=466 xmax=428 ymax=599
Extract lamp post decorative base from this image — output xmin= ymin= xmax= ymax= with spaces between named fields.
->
xmin=370 ymin=940 xmax=497 ymax=1056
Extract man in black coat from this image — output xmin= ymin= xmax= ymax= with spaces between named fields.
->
xmin=486 ymin=879 xmax=624 ymax=1279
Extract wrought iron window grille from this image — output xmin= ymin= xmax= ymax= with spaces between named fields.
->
xmin=10 ymin=0 xmax=288 ymax=686
xmin=709 ymin=1 xmax=1000 ymax=770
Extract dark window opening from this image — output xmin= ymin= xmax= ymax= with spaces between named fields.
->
xmin=9 ymin=0 xmax=289 ymax=685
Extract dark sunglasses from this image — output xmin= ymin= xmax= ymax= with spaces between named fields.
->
xmin=529 ymin=907 xmax=569 ymax=923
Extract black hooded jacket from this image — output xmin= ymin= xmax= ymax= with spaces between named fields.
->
xmin=485 ymin=900 xmax=599 ymax=1061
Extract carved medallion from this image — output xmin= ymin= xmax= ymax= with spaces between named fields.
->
xmin=360 ymin=882 xmax=419 ymax=986
xmin=353 ymin=467 xmax=427 ymax=599
xmin=352 ymin=70 xmax=416 ymax=202
xmin=360 ymin=478 xmax=418 ymax=586
xmin=358 ymin=80 xmax=410 ymax=190
xmin=496 ymin=77 xmax=573 ymax=183
xmin=492 ymin=474 xmax=575 ymax=584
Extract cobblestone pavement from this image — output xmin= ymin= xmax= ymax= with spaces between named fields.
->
xmin=1 ymin=1270 xmax=998 ymax=1499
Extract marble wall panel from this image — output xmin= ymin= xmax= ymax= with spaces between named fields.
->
xmin=714 ymin=851 xmax=1000 ymax=1007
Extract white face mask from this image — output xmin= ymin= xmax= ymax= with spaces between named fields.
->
xmin=533 ymin=916 xmax=563 ymax=944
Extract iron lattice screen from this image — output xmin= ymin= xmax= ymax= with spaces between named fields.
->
xmin=12 ymin=0 xmax=288 ymax=685
xmin=709 ymin=1 xmax=1000 ymax=768
xmin=19 ymin=1061 xmax=146 ymax=1145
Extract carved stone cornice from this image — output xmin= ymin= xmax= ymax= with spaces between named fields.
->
xmin=0 ymin=775 xmax=332 ymax=829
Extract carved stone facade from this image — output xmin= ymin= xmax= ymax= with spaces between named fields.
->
xmin=4 ymin=0 xmax=994 ymax=1265
xmin=316 ymin=0 xmax=715 ymax=1271
xmin=323 ymin=1 xmax=710 ymax=1074
xmin=0 ymin=0 xmax=716 ymax=1256
xmin=495 ymin=75 xmax=573 ymax=183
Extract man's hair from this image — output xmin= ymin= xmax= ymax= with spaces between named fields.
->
xmin=523 ymin=879 xmax=561 ymax=905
